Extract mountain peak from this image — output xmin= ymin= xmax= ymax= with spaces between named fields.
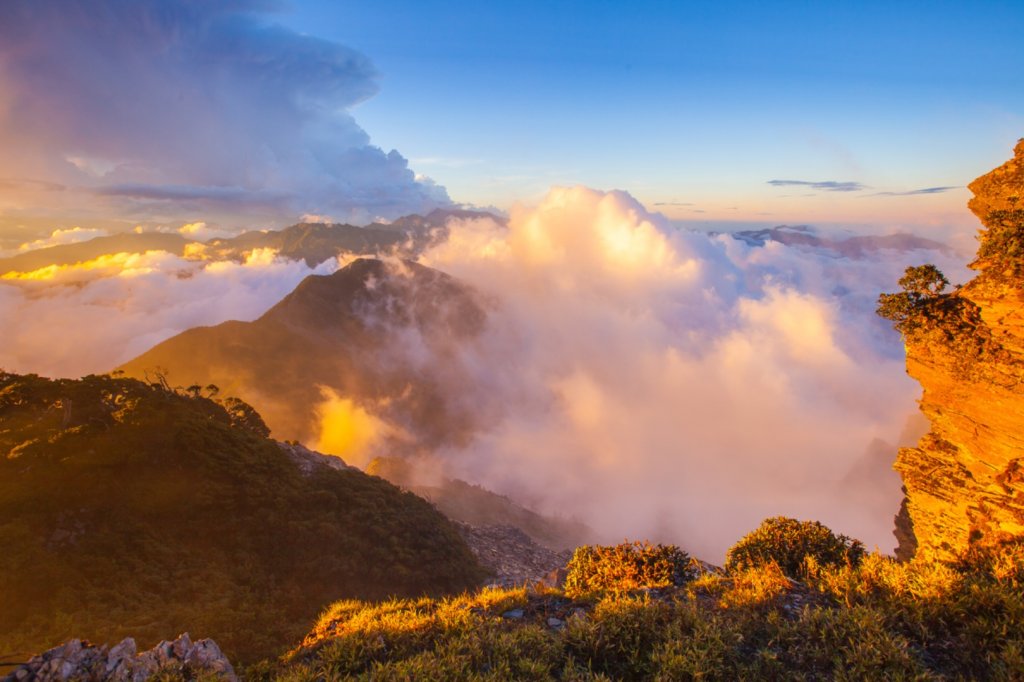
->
xmin=120 ymin=257 xmax=489 ymax=451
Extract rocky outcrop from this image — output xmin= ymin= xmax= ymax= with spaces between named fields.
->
xmin=893 ymin=139 xmax=1024 ymax=560
xmin=277 ymin=440 xmax=353 ymax=475
xmin=457 ymin=523 xmax=573 ymax=587
xmin=2 ymin=634 xmax=236 ymax=682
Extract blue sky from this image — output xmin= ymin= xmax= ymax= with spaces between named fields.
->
xmin=281 ymin=0 xmax=1024 ymax=231
xmin=0 ymin=1 xmax=1021 ymax=239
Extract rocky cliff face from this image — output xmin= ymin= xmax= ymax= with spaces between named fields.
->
xmin=893 ymin=140 xmax=1024 ymax=561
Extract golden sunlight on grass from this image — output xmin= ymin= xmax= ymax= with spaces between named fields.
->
xmin=267 ymin=537 xmax=1024 ymax=680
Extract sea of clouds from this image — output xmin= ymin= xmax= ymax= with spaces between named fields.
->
xmin=0 ymin=186 xmax=975 ymax=559
xmin=0 ymin=0 xmax=982 ymax=560
xmin=403 ymin=188 xmax=970 ymax=558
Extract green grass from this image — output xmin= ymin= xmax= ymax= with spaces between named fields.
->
xmin=264 ymin=539 xmax=1024 ymax=680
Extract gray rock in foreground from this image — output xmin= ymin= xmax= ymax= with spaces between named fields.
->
xmin=3 ymin=633 xmax=237 ymax=682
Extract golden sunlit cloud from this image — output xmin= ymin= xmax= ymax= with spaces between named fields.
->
xmin=312 ymin=387 xmax=391 ymax=467
xmin=17 ymin=226 xmax=108 ymax=253
xmin=409 ymin=186 xmax=969 ymax=558
xmin=1 ymin=250 xmax=175 ymax=282
xmin=244 ymin=247 xmax=281 ymax=267
xmin=3 ymin=246 xmax=290 ymax=283
xmin=0 ymin=245 xmax=331 ymax=378
xmin=183 ymin=242 xmax=210 ymax=260
xmin=177 ymin=221 xmax=234 ymax=241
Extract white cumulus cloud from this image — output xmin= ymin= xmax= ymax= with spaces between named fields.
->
xmin=404 ymin=187 xmax=967 ymax=559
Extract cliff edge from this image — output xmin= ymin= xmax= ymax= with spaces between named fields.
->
xmin=889 ymin=139 xmax=1024 ymax=561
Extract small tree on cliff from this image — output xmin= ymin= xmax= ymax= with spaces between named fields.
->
xmin=977 ymin=207 xmax=1024 ymax=272
xmin=877 ymin=264 xmax=949 ymax=335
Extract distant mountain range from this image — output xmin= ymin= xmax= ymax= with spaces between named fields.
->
xmin=0 ymin=232 xmax=190 ymax=273
xmin=1 ymin=212 xmax=952 ymax=278
xmin=0 ymin=208 xmax=501 ymax=273
xmin=205 ymin=208 xmax=500 ymax=266
xmin=729 ymin=225 xmax=953 ymax=258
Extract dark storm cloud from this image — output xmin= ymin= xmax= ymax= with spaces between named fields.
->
xmin=0 ymin=0 xmax=450 ymax=225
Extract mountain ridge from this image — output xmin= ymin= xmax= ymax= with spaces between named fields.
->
xmin=0 ymin=371 xmax=484 ymax=662
xmin=0 ymin=209 xmax=501 ymax=275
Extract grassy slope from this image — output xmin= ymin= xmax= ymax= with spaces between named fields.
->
xmin=271 ymin=541 xmax=1024 ymax=680
xmin=0 ymin=372 xmax=485 ymax=663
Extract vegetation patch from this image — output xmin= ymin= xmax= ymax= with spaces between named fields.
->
xmin=977 ymin=207 xmax=1024 ymax=274
xmin=0 ymin=372 xmax=485 ymax=663
xmin=877 ymin=264 xmax=1004 ymax=378
xmin=563 ymin=542 xmax=695 ymax=598
xmin=265 ymin=532 xmax=1024 ymax=680
xmin=724 ymin=516 xmax=865 ymax=578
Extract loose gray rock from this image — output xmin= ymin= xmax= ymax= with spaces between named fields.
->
xmin=2 ymin=633 xmax=237 ymax=682
xmin=457 ymin=523 xmax=572 ymax=587
xmin=278 ymin=441 xmax=351 ymax=475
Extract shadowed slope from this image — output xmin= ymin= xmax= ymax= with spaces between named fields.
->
xmin=0 ymin=372 xmax=484 ymax=662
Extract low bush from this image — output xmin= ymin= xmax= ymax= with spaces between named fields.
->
xmin=563 ymin=542 xmax=694 ymax=597
xmin=725 ymin=517 xmax=865 ymax=578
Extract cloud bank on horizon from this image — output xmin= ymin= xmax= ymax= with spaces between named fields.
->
xmin=0 ymin=245 xmax=340 ymax=376
xmin=0 ymin=0 xmax=450 ymax=233
xmin=0 ymin=186 xmax=973 ymax=557
xmin=394 ymin=188 xmax=971 ymax=557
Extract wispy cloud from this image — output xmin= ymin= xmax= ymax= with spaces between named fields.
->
xmin=95 ymin=183 xmax=288 ymax=204
xmin=653 ymin=201 xmax=695 ymax=207
xmin=869 ymin=186 xmax=960 ymax=197
xmin=767 ymin=180 xmax=866 ymax=192
xmin=0 ymin=178 xmax=66 ymax=192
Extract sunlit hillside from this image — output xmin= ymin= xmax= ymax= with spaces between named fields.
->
xmin=0 ymin=372 xmax=484 ymax=663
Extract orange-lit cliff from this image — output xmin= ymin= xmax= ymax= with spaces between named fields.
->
xmin=894 ymin=140 xmax=1024 ymax=560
